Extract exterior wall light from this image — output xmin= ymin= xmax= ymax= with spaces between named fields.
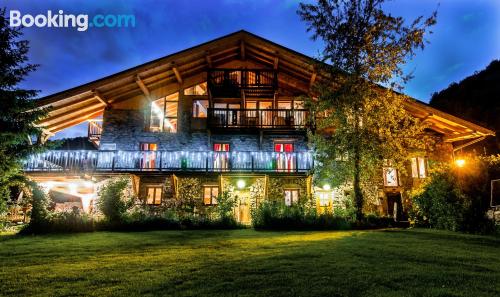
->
xmin=323 ymin=184 xmax=331 ymax=191
xmin=455 ymin=159 xmax=465 ymax=168
xmin=237 ymin=179 xmax=246 ymax=189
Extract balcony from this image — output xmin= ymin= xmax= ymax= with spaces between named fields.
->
xmin=207 ymin=108 xmax=310 ymax=130
xmin=24 ymin=150 xmax=314 ymax=174
xmin=87 ymin=119 xmax=102 ymax=148
xmin=208 ymin=69 xmax=277 ymax=98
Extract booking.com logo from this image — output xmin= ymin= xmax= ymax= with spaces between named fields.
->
xmin=9 ymin=10 xmax=135 ymax=32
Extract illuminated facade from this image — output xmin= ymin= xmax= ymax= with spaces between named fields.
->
xmin=24 ymin=31 xmax=494 ymax=222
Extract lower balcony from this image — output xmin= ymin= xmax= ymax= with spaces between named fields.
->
xmin=24 ymin=150 xmax=314 ymax=174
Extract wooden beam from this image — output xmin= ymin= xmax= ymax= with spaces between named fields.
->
xmin=453 ymin=136 xmax=486 ymax=151
xmin=240 ymin=40 xmax=246 ymax=60
xmin=172 ymin=64 xmax=183 ymax=85
xmin=273 ymin=52 xmax=279 ymax=70
xmin=47 ymin=107 xmax=104 ymax=131
xmin=444 ymin=132 xmax=477 ymax=142
xmin=309 ymin=72 xmax=317 ymax=89
xmin=135 ymin=75 xmax=151 ymax=99
xmin=424 ymin=117 xmax=469 ymax=133
xmin=51 ymin=110 xmax=104 ymax=133
xmin=39 ymin=100 xmax=104 ymax=124
xmin=93 ymin=90 xmax=109 ymax=106
xmin=205 ymin=51 xmax=212 ymax=68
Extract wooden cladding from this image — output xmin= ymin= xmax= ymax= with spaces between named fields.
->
xmin=208 ymin=68 xmax=278 ymax=98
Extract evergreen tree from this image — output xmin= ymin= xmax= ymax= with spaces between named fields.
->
xmin=0 ymin=8 xmax=48 ymax=217
xmin=298 ymin=0 xmax=436 ymax=219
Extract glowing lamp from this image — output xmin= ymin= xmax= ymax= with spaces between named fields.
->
xmin=237 ymin=179 xmax=246 ymax=189
xmin=322 ymin=184 xmax=331 ymax=191
xmin=455 ymin=159 xmax=465 ymax=168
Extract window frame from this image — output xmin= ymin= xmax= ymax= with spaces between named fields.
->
xmin=284 ymin=189 xmax=300 ymax=206
xmin=149 ymin=94 xmax=179 ymax=133
xmin=203 ymin=185 xmax=219 ymax=206
xmin=145 ymin=185 xmax=163 ymax=205
xmin=411 ymin=157 xmax=428 ymax=179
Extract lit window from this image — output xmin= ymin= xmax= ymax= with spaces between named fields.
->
xmin=318 ymin=192 xmax=332 ymax=207
xmin=149 ymin=93 xmax=178 ymax=133
xmin=275 ymin=143 xmax=295 ymax=172
xmin=203 ymin=186 xmax=219 ymax=205
xmin=284 ymin=189 xmax=299 ymax=206
xmin=278 ymin=101 xmax=292 ymax=109
xmin=140 ymin=143 xmax=157 ymax=169
xmin=192 ymin=100 xmax=209 ymax=118
xmin=146 ymin=186 xmax=162 ymax=205
xmin=184 ymin=82 xmax=207 ymax=95
xmin=214 ymin=143 xmax=230 ymax=170
xmin=411 ymin=157 xmax=427 ymax=178
xmin=383 ymin=167 xmax=399 ymax=187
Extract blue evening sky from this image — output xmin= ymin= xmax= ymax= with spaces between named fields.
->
xmin=2 ymin=0 xmax=499 ymax=138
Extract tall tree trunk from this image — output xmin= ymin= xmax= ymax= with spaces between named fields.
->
xmin=353 ymin=144 xmax=363 ymax=221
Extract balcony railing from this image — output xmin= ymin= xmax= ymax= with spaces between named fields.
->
xmin=208 ymin=108 xmax=309 ymax=130
xmin=87 ymin=119 xmax=102 ymax=148
xmin=208 ymin=69 xmax=277 ymax=98
xmin=24 ymin=150 xmax=313 ymax=173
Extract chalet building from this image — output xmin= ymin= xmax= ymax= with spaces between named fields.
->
xmin=24 ymin=31 xmax=494 ymax=222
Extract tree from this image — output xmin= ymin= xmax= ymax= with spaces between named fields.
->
xmin=0 ymin=8 xmax=48 ymax=217
xmin=298 ymin=0 xmax=436 ymax=219
xmin=430 ymin=60 xmax=500 ymax=154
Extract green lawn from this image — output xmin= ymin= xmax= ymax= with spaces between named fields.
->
xmin=0 ymin=229 xmax=499 ymax=297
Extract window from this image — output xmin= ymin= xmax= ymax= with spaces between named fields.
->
xmin=140 ymin=143 xmax=157 ymax=169
xmin=184 ymin=82 xmax=207 ymax=95
xmin=318 ymin=192 xmax=332 ymax=207
xmin=203 ymin=186 xmax=219 ymax=205
xmin=149 ymin=93 xmax=178 ymax=133
xmin=277 ymin=101 xmax=292 ymax=109
xmin=383 ymin=167 xmax=399 ymax=187
xmin=275 ymin=143 xmax=295 ymax=172
xmin=411 ymin=157 xmax=427 ymax=178
xmin=284 ymin=189 xmax=299 ymax=206
xmin=146 ymin=186 xmax=162 ymax=205
xmin=192 ymin=100 xmax=209 ymax=118
xmin=214 ymin=143 xmax=230 ymax=170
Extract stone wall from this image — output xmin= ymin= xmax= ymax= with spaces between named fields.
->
xmin=100 ymin=108 xmax=309 ymax=152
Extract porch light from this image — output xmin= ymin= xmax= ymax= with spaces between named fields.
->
xmin=322 ymin=184 xmax=331 ymax=191
xmin=455 ymin=159 xmax=465 ymax=168
xmin=237 ymin=179 xmax=246 ymax=189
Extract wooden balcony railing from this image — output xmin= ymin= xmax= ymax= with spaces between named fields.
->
xmin=208 ymin=69 xmax=277 ymax=98
xmin=24 ymin=150 xmax=314 ymax=173
xmin=87 ymin=119 xmax=102 ymax=148
xmin=207 ymin=108 xmax=309 ymax=130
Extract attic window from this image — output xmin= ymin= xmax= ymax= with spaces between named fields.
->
xmin=184 ymin=82 xmax=207 ymax=95
xmin=149 ymin=93 xmax=178 ymax=133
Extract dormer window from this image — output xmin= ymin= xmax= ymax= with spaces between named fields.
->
xmin=149 ymin=93 xmax=178 ymax=133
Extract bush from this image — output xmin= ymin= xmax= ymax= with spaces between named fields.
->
xmin=410 ymin=158 xmax=498 ymax=234
xmin=96 ymin=178 xmax=135 ymax=222
xmin=252 ymin=201 xmax=347 ymax=230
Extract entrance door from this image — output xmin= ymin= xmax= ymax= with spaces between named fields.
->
xmin=236 ymin=191 xmax=251 ymax=225
xmin=386 ymin=193 xmax=403 ymax=221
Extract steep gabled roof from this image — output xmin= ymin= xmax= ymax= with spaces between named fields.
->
xmin=35 ymin=30 xmax=494 ymax=141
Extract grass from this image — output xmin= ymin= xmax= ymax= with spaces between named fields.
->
xmin=0 ymin=229 xmax=499 ymax=297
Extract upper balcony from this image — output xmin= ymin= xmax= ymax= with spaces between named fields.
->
xmin=24 ymin=150 xmax=313 ymax=174
xmin=208 ymin=68 xmax=277 ymax=98
xmin=207 ymin=108 xmax=310 ymax=131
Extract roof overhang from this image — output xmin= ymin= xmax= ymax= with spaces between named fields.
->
xmin=34 ymin=30 xmax=495 ymax=142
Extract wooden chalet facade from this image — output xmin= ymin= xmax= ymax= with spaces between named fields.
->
xmin=24 ymin=30 xmax=494 ymax=222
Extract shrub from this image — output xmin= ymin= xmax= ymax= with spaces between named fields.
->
xmin=410 ymin=158 xmax=498 ymax=234
xmin=46 ymin=207 xmax=96 ymax=233
xmin=214 ymin=191 xmax=238 ymax=224
xmin=96 ymin=178 xmax=135 ymax=222
xmin=21 ymin=183 xmax=51 ymax=234
xmin=252 ymin=200 xmax=353 ymax=230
